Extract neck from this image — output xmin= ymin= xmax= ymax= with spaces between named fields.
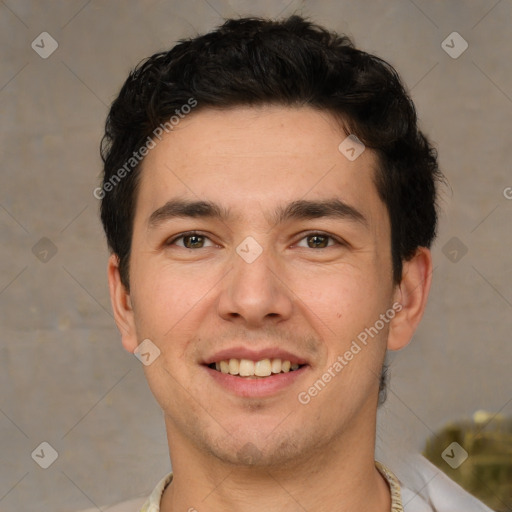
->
xmin=160 ymin=411 xmax=391 ymax=512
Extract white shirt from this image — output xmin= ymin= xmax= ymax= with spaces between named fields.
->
xmin=78 ymin=455 xmax=492 ymax=512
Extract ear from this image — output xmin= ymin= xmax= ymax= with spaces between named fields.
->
xmin=387 ymin=247 xmax=433 ymax=351
xmin=107 ymin=253 xmax=138 ymax=353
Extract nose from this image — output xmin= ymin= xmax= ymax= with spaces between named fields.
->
xmin=217 ymin=241 xmax=294 ymax=328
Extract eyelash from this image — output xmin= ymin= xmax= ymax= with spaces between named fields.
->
xmin=166 ymin=231 xmax=344 ymax=249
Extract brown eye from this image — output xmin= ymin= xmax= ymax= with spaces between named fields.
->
xmin=307 ymin=234 xmax=329 ymax=248
xmin=167 ymin=232 xmax=214 ymax=249
xmin=182 ymin=234 xmax=205 ymax=248
xmin=296 ymin=233 xmax=337 ymax=249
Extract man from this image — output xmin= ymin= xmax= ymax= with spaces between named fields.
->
xmin=98 ymin=15 xmax=491 ymax=512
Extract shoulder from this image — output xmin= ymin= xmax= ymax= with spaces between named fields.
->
xmin=392 ymin=454 xmax=493 ymax=512
xmin=76 ymin=497 xmax=147 ymax=512
xmin=75 ymin=473 xmax=172 ymax=512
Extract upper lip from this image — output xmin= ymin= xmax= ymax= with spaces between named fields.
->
xmin=203 ymin=347 xmax=309 ymax=366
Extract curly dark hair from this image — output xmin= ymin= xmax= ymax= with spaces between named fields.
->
xmin=99 ymin=15 xmax=442 ymax=292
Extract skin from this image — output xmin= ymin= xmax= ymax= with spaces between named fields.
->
xmin=108 ymin=106 xmax=432 ymax=512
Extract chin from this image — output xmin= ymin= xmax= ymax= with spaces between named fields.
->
xmin=202 ymin=429 xmax=308 ymax=469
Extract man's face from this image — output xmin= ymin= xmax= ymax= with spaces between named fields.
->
xmin=124 ymin=106 xmax=398 ymax=466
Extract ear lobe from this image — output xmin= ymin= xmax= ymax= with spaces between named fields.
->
xmin=387 ymin=248 xmax=433 ymax=351
xmin=107 ymin=253 xmax=138 ymax=353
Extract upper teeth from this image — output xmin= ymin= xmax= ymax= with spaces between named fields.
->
xmin=214 ymin=358 xmax=300 ymax=377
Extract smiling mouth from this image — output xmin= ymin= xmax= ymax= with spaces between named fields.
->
xmin=207 ymin=358 xmax=306 ymax=378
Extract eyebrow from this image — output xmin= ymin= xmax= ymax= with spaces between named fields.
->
xmin=147 ymin=198 xmax=367 ymax=229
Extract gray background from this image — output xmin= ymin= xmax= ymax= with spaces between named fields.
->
xmin=1 ymin=0 xmax=511 ymax=510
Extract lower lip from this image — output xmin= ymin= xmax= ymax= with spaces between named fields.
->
xmin=204 ymin=366 xmax=309 ymax=398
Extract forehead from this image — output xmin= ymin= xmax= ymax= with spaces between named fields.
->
xmin=135 ymin=106 xmax=386 ymax=229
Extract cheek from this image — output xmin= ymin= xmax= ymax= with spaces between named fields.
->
xmin=290 ymin=264 xmax=381 ymax=318
xmin=290 ymin=264 xmax=392 ymax=366
xmin=129 ymin=255 xmax=220 ymax=344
